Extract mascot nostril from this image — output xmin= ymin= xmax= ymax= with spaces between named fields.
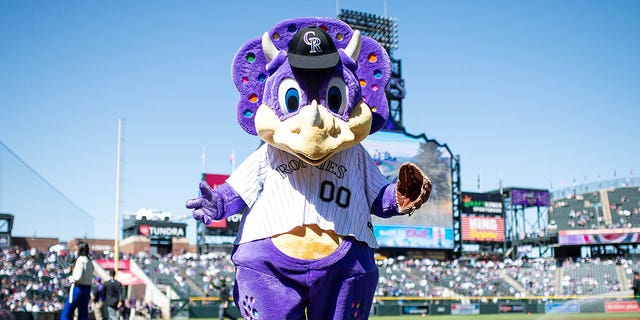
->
xmin=187 ymin=17 xmax=432 ymax=320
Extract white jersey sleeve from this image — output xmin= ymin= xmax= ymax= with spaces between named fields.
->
xmin=226 ymin=143 xmax=268 ymax=207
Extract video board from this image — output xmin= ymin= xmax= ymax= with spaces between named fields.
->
xmin=461 ymin=192 xmax=503 ymax=214
xmin=461 ymin=216 xmax=505 ymax=242
xmin=361 ymin=130 xmax=454 ymax=249
xmin=511 ymin=189 xmax=550 ymax=207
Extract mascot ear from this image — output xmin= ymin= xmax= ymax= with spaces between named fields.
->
xmin=231 ymin=38 xmax=269 ymax=136
xmin=355 ymin=36 xmax=392 ymax=134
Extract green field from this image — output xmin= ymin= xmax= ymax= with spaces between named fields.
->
xmin=195 ymin=313 xmax=640 ymax=320
xmin=369 ymin=313 xmax=640 ymax=319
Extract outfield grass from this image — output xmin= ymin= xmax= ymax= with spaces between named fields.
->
xmin=369 ymin=313 xmax=640 ymax=320
xmin=196 ymin=313 xmax=640 ymax=320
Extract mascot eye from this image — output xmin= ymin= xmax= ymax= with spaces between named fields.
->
xmin=285 ymin=88 xmax=299 ymax=112
xmin=278 ymin=78 xmax=302 ymax=114
xmin=326 ymin=77 xmax=347 ymax=114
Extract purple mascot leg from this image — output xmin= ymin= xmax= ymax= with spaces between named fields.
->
xmin=232 ymin=237 xmax=378 ymax=320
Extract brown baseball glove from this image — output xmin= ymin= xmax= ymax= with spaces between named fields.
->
xmin=396 ymin=162 xmax=432 ymax=215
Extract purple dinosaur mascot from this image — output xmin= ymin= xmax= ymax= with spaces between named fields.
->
xmin=187 ymin=17 xmax=432 ymax=320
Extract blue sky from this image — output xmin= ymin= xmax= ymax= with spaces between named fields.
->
xmin=1 ymin=0 xmax=638 ymax=243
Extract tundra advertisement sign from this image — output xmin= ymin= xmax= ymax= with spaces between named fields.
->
xmin=137 ymin=222 xmax=187 ymax=239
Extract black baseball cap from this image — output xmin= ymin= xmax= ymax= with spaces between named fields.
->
xmin=287 ymin=26 xmax=339 ymax=70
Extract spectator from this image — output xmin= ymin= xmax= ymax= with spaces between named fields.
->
xmin=92 ymin=276 xmax=105 ymax=320
xmin=633 ymin=271 xmax=640 ymax=305
xmin=210 ymin=278 xmax=236 ymax=320
xmin=61 ymin=240 xmax=95 ymax=320
xmin=103 ymin=270 xmax=123 ymax=320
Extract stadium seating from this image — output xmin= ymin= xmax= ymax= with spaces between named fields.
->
xmin=504 ymin=258 xmax=557 ymax=297
xmin=133 ymin=252 xmax=235 ymax=298
xmin=0 ymin=248 xmax=72 ymax=312
xmin=1 ymin=247 xmax=635 ymax=313
xmin=607 ymin=187 xmax=640 ymax=228
xmin=551 ymin=187 xmax=640 ymax=231
xmin=560 ymin=258 xmax=621 ymax=295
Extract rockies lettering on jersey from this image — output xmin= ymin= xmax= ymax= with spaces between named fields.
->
xmin=226 ymin=143 xmax=388 ymax=248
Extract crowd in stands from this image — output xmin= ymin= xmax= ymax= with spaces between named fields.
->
xmin=132 ymin=251 xmax=235 ymax=299
xmin=377 ymin=257 xmax=556 ymax=298
xmin=552 ymin=187 xmax=640 ymax=230
xmin=2 ymin=246 xmax=640 ymax=315
xmin=0 ymin=247 xmax=72 ymax=313
xmin=560 ymin=257 xmax=622 ymax=295
xmin=0 ymin=248 xmax=160 ymax=319
xmin=504 ymin=258 xmax=557 ymax=297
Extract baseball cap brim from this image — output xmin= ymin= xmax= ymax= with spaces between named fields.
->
xmin=288 ymin=52 xmax=340 ymax=70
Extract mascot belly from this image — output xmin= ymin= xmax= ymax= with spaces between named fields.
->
xmin=187 ymin=17 xmax=432 ymax=320
xmin=272 ymin=225 xmax=343 ymax=260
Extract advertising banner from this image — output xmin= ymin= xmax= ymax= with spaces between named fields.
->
xmin=605 ymin=301 xmax=640 ymax=313
xmin=545 ymin=302 xmax=580 ymax=314
xmin=204 ymin=174 xmax=230 ymax=228
xmin=0 ymin=234 xmax=10 ymax=248
xmin=498 ymin=304 xmax=525 ymax=313
xmin=95 ymin=259 xmax=143 ymax=285
xmin=95 ymin=259 xmax=131 ymax=270
xmin=204 ymin=173 xmax=229 ymax=189
xmin=138 ymin=224 xmax=186 ymax=238
xmin=451 ymin=303 xmax=479 ymax=315
xmin=402 ymin=305 xmax=430 ymax=315
xmin=116 ymin=270 xmax=145 ymax=285
xmin=461 ymin=192 xmax=503 ymax=214
xmin=373 ymin=225 xmax=454 ymax=249
xmin=203 ymin=174 xmax=243 ymax=234
xmin=558 ymin=228 xmax=640 ymax=245
xmin=461 ymin=216 xmax=505 ymax=242
xmin=202 ymin=235 xmax=236 ymax=245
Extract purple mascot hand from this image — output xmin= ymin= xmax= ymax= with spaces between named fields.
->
xmin=186 ymin=181 xmax=219 ymax=225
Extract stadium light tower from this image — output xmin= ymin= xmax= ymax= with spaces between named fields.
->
xmin=338 ymin=9 xmax=405 ymax=131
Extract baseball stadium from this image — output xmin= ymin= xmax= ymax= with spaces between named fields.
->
xmin=1 ymin=3 xmax=640 ymax=320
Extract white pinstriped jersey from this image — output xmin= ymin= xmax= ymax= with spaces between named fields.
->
xmin=226 ymin=143 xmax=389 ymax=248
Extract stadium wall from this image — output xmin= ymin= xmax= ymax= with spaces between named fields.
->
xmin=10 ymin=236 xmax=58 ymax=251
xmin=119 ymin=235 xmax=195 ymax=256
xmin=185 ymin=296 xmax=640 ymax=317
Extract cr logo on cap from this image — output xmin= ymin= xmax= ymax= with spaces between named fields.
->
xmin=303 ymin=31 xmax=322 ymax=54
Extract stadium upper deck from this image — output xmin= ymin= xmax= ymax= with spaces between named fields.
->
xmin=551 ymin=186 xmax=640 ymax=231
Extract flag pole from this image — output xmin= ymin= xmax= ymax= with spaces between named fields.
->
xmin=114 ymin=118 xmax=123 ymax=275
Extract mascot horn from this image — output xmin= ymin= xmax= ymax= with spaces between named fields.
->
xmin=187 ymin=17 xmax=431 ymax=320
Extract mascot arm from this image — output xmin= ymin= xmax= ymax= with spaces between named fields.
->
xmin=186 ymin=181 xmax=247 ymax=224
xmin=371 ymin=183 xmax=401 ymax=218
xmin=372 ymin=162 xmax=432 ymax=218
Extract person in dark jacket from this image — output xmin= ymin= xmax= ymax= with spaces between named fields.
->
xmin=633 ymin=271 xmax=640 ymax=305
xmin=211 ymin=278 xmax=236 ymax=320
xmin=103 ymin=270 xmax=122 ymax=320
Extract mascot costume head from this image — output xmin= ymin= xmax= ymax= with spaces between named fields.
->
xmin=187 ymin=17 xmax=431 ymax=320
